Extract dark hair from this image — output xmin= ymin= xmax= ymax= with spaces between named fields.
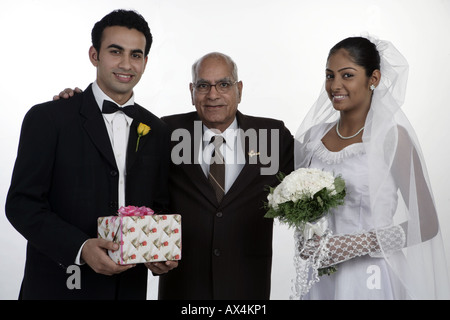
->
xmin=91 ymin=9 xmax=152 ymax=57
xmin=328 ymin=37 xmax=380 ymax=77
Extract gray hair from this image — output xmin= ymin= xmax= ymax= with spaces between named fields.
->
xmin=191 ymin=52 xmax=239 ymax=83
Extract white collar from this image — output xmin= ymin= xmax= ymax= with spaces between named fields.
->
xmin=92 ymin=81 xmax=134 ymax=124
xmin=202 ymin=118 xmax=239 ymax=152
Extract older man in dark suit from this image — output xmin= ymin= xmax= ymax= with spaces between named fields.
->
xmin=158 ymin=53 xmax=294 ymax=299
xmin=5 ymin=10 xmax=176 ymax=300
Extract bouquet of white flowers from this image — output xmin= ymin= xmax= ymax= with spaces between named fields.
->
xmin=265 ymin=168 xmax=346 ymax=297
xmin=265 ymin=168 xmax=345 ymax=227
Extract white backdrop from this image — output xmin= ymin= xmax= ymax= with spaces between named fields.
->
xmin=1 ymin=0 xmax=449 ymax=300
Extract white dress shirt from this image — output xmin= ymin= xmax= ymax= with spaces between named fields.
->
xmin=75 ymin=81 xmax=134 ymax=265
xmin=92 ymin=81 xmax=134 ymax=208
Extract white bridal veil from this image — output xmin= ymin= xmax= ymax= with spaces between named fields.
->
xmin=294 ymin=35 xmax=450 ymax=299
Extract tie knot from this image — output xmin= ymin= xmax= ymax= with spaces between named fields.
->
xmin=102 ymin=100 xmax=136 ymax=118
xmin=210 ymin=135 xmax=225 ymax=148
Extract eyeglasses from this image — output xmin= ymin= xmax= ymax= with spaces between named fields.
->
xmin=193 ymin=81 xmax=238 ymax=94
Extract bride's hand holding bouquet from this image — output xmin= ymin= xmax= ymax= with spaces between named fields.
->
xmin=265 ymin=168 xmax=346 ymax=297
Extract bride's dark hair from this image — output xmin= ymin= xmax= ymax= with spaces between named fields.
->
xmin=328 ymin=37 xmax=380 ymax=77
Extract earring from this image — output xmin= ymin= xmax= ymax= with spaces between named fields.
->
xmin=370 ymin=84 xmax=376 ymax=91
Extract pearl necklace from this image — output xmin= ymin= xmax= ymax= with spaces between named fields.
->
xmin=336 ymin=119 xmax=364 ymax=140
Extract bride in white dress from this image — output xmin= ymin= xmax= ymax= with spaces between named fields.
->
xmin=293 ymin=36 xmax=450 ymax=299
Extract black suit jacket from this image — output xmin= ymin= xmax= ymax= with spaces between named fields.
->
xmin=5 ymin=84 xmax=170 ymax=299
xmin=158 ymin=111 xmax=294 ymax=299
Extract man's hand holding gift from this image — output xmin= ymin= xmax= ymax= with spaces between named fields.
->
xmin=81 ymin=238 xmax=178 ymax=275
xmin=145 ymin=260 xmax=178 ymax=274
xmin=81 ymin=238 xmax=136 ymax=276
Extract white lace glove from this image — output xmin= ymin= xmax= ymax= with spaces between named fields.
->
xmin=300 ymin=225 xmax=406 ymax=268
xmin=368 ymin=225 xmax=407 ymax=258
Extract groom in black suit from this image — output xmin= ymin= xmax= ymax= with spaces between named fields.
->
xmin=5 ymin=9 xmax=176 ymax=299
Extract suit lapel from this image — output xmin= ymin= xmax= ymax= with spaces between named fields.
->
xmin=126 ymin=119 xmax=139 ymax=172
xmin=126 ymin=106 xmax=151 ymax=172
xmin=183 ymin=161 xmax=215 ymax=206
xmin=220 ymin=112 xmax=263 ymax=207
xmin=176 ymin=113 xmax=218 ymax=206
xmin=80 ymin=86 xmax=117 ymax=169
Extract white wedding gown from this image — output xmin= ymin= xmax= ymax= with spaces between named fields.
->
xmin=302 ymin=141 xmax=403 ymax=300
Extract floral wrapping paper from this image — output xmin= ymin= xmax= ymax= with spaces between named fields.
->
xmin=97 ymin=214 xmax=182 ymax=265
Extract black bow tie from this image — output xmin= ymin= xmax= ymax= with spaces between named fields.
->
xmin=102 ymin=100 xmax=136 ymax=118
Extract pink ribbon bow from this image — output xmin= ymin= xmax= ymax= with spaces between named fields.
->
xmin=118 ymin=205 xmax=154 ymax=217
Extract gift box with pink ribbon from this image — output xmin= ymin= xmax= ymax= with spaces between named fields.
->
xmin=97 ymin=206 xmax=181 ymax=265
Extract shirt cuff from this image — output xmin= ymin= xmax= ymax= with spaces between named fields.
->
xmin=75 ymin=240 xmax=89 ymax=265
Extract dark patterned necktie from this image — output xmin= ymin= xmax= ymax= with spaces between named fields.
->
xmin=102 ymin=100 xmax=136 ymax=119
xmin=208 ymin=135 xmax=225 ymax=203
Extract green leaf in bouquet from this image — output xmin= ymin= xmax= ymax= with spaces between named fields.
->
xmin=316 ymin=195 xmax=323 ymax=208
xmin=334 ymin=176 xmax=346 ymax=195
xmin=276 ymin=171 xmax=286 ymax=182
xmin=318 ymin=266 xmax=338 ymax=276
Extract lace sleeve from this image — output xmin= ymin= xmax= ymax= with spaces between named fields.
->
xmin=300 ymin=225 xmax=406 ymax=267
xmin=370 ymin=225 xmax=406 ymax=258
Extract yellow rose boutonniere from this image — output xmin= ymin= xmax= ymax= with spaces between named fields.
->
xmin=136 ymin=122 xmax=151 ymax=152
